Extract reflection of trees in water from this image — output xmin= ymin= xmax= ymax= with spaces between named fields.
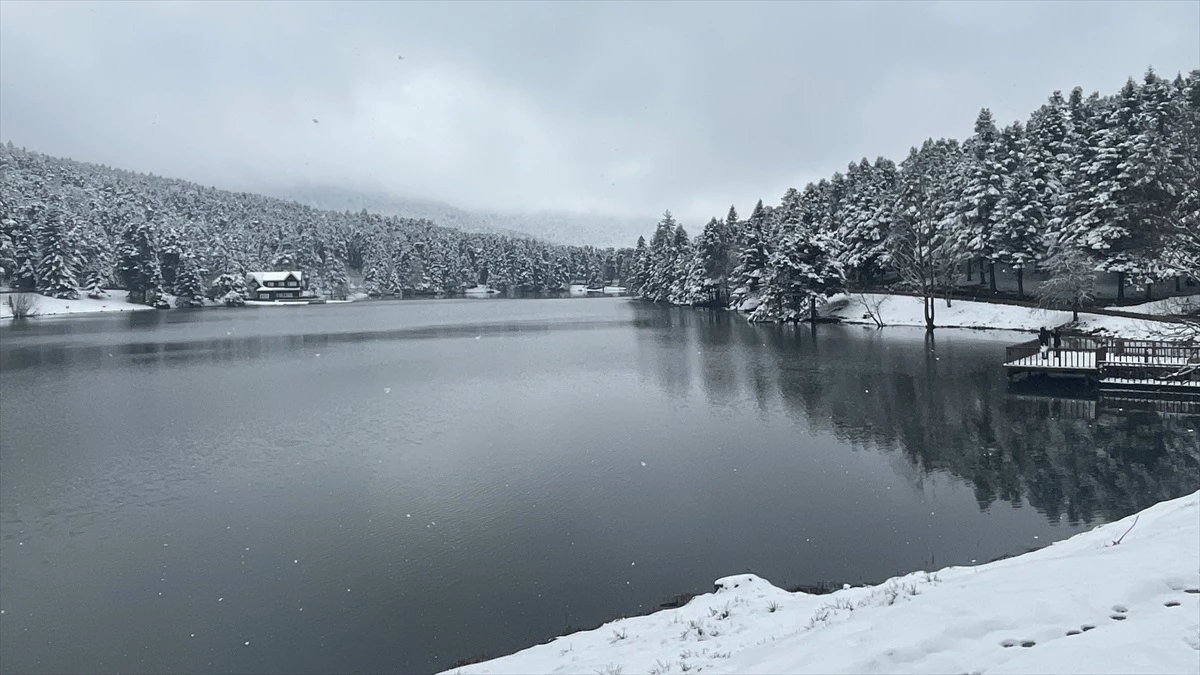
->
xmin=633 ymin=305 xmax=1200 ymax=526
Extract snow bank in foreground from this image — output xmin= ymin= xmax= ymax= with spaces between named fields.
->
xmin=0 ymin=289 xmax=154 ymax=320
xmin=826 ymin=293 xmax=1180 ymax=339
xmin=444 ymin=491 xmax=1200 ymax=675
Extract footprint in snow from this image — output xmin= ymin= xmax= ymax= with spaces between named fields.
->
xmin=1165 ymin=601 xmax=1181 ymax=607
xmin=1110 ymin=614 xmax=1127 ymax=621
xmin=1112 ymin=605 xmax=1128 ymax=613
xmin=1186 ymin=588 xmax=1200 ymax=594
xmin=1000 ymin=639 xmax=1036 ymax=648
xmin=1081 ymin=624 xmax=1096 ymax=632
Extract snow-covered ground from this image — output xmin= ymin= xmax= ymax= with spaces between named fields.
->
xmin=444 ymin=491 xmax=1200 ymax=675
xmin=1107 ymin=294 xmax=1200 ymax=316
xmin=0 ymin=289 xmax=154 ymax=320
xmin=825 ymin=293 xmax=1183 ymax=340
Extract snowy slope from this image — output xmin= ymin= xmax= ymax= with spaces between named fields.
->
xmin=444 ymin=492 xmax=1200 ymax=675
xmin=0 ymin=289 xmax=154 ymax=320
xmin=825 ymin=293 xmax=1183 ymax=339
xmin=1107 ymin=295 xmax=1200 ymax=317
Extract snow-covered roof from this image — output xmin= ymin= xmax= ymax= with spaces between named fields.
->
xmin=247 ymin=271 xmax=302 ymax=283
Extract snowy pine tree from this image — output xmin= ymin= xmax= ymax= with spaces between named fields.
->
xmin=991 ymin=122 xmax=1046 ymax=297
xmin=731 ymin=200 xmax=770 ymax=299
xmin=172 ymin=251 xmax=207 ymax=307
xmin=750 ymin=198 xmax=843 ymax=324
xmin=117 ymin=219 xmax=166 ymax=305
xmin=954 ymin=109 xmax=1005 ymax=290
xmin=36 ymin=208 xmax=79 ymax=299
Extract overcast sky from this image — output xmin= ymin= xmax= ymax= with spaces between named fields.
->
xmin=1 ymin=0 xmax=1197 ymax=226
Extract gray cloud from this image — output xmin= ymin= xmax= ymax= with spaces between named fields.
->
xmin=2 ymin=0 xmax=1196 ymax=229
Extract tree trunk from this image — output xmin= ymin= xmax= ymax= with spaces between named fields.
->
xmin=1145 ymin=283 xmax=1152 ymax=301
xmin=1072 ymin=302 xmax=1079 ymax=323
xmin=1177 ymin=276 xmax=1183 ymax=292
xmin=1016 ymin=268 xmax=1024 ymax=298
xmin=988 ymin=261 xmax=997 ymax=292
xmin=809 ymin=295 xmax=817 ymax=324
xmin=1117 ymin=271 xmax=1126 ymax=301
xmin=966 ymin=260 xmax=973 ymax=282
xmin=924 ymin=295 xmax=935 ymax=331
xmin=977 ymin=258 xmax=986 ymax=286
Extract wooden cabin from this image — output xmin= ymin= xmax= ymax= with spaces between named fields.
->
xmin=245 ymin=271 xmax=308 ymax=301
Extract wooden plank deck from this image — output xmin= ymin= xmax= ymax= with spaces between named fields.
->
xmin=1004 ymin=337 xmax=1200 ymax=391
xmin=1005 ymin=350 xmax=1098 ymax=372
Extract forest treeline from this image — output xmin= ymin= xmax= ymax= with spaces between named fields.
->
xmin=624 ymin=69 xmax=1200 ymax=324
xmin=0 ymin=146 xmax=635 ymax=306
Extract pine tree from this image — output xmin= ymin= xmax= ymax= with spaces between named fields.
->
xmin=158 ymin=226 xmax=184 ymax=292
xmin=628 ymin=236 xmax=649 ymax=297
xmin=732 ymin=200 xmax=770 ymax=297
xmin=0 ymin=218 xmax=17 ymax=284
xmin=644 ymin=211 xmax=679 ymax=302
xmin=117 ymin=219 xmax=166 ymax=305
xmin=1051 ymin=87 xmax=1102 ymax=253
xmin=208 ymin=272 xmax=247 ymax=301
xmin=991 ymin=122 xmax=1046 ymax=297
xmin=750 ymin=210 xmax=843 ymax=323
xmin=668 ymin=223 xmax=692 ymax=304
xmin=1026 ymin=91 xmax=1072 ymax=247
xmin=83 ymin=267 xmax=107 ymax=299
xmin=1078 ymin=77 xmax=1164 ymax=299
xmin=954 ymin=108 xmax=1005 ymax=290
xmin=1164 ymin=70 xmax=1200 ymax=279
xmin=683 ymin=217 xmax=731 ymax=305
xmin=172 ymin=251 xmax=207 ymax=307
xmin=9 ymin=209 xmax=39 ymax=290
xmin=36 ymin=208 xmax=79 ymax=299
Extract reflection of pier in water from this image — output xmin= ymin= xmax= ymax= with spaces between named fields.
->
xmin=1006 ymin=380 xmax=1200 ymax=420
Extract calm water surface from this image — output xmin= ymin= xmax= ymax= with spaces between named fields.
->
xmin=1 ymin=298 xmax=1197 ymax=674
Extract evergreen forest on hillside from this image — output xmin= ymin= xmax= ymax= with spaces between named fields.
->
xmin=624 ymin=69 xmax=1200 ymax=324
xmin=0 ymin=146 xmax=634 ymax=306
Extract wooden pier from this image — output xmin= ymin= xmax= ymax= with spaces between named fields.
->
xmin=1004 ymin=337 xmax=1200 ymax=393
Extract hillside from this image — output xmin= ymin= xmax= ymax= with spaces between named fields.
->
xmin=0 ymin=145 xmax=635 ymax=306
xmin=271 ymin=183 xmax=652 ymax=249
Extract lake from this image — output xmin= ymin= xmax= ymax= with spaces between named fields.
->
xmin=1 ymin=298 xmax=1197 ymax=674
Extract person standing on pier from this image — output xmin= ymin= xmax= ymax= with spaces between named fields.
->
xmin=1038 ymin=327 xmax=1050 ymax=360
xmin=1051 ymin=328 xmax=1062 ymax=360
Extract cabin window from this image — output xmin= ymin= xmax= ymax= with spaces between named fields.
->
xmin=258 ymin=292 xmax=270 ymax=300
xmin=286 ymin=281 xmax=298 ymax=287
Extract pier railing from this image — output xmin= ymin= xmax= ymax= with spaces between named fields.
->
xmin=1006 ymin=336 xmax=1200 ymax=387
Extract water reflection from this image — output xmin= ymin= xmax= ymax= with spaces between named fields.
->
xmin=632 ymin=305 xmax=1200 ymax=527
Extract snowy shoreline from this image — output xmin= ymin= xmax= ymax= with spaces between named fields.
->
xmin=443 ymin=491 xmax=1200 ymax=675
xmin=820 ymin=292 xmax=1196 ymax=340
xmin=3 ymin=289 xmax=1193 ymax=341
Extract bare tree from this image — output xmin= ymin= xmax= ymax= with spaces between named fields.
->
xmin=887 ymin=140 xmax=961 ymax=331
xmin=857 ymin=292 xmax=887 ymax=328
xmin=5 ymin=292 xmax=39 ymax=319
xmin=1036 ymin=248 xmax=1097 ymax=322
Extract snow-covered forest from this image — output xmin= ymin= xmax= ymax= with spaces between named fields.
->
xmin=626 ymin=69 xmax=1200 ymax=324
xmin=0 ymin=145 xmax=634 ymax=307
